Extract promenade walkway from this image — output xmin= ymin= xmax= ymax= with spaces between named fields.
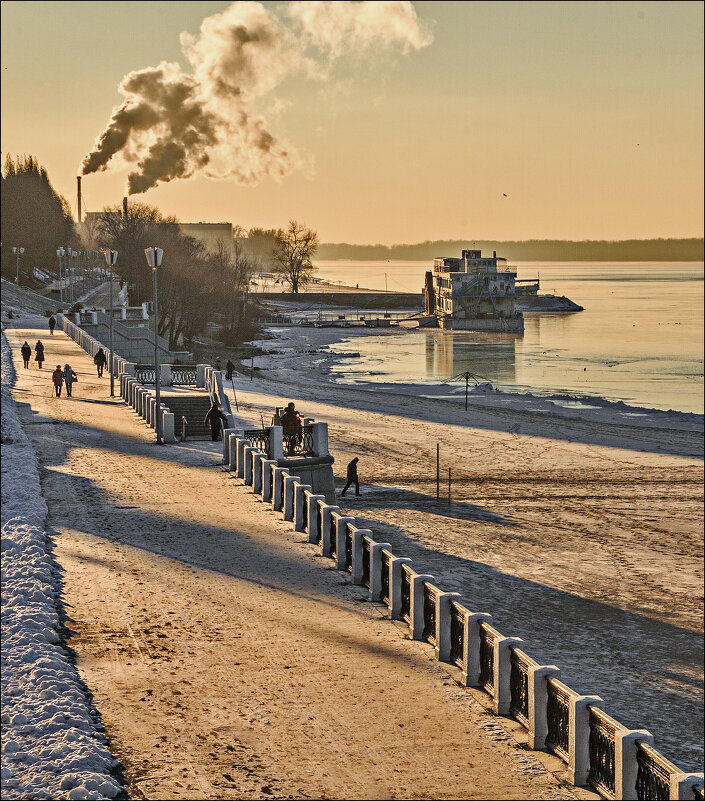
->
xmin=4 ymin=323 xmax=587 ymax=800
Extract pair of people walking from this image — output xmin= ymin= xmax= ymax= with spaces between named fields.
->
xmin=52 ymin=364 xmax=77 ymax=397
xmin=20 ymin=340 xmax=47 ymax=368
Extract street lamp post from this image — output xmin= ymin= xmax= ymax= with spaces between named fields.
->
xmin=102 ymin=249 xmax=118 ymax=397
xmin=56 ymin=248 xmax=64 ymax=305
xmin=145 ymin=246 xmax=164 ymax=445
xmin=66 ymin=247 xmax=73 ymax=305
xmin=11 ymin=247 xmax=24 ymax=285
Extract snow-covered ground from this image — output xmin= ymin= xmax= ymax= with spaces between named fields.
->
xmin=1 ymin=329 xmax=123 ymax=801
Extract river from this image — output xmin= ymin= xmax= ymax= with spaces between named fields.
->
xmin=311 ymin=261 xmax=704 ymax=415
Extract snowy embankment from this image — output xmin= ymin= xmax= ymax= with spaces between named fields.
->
xmin=1 ymin=330 xmax=122 ymax=800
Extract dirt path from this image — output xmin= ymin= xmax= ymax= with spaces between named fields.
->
xmin=220 ymin=369 xmax=704 ymax=770
xmin=6 ymin=323 xmax=588 ymax=800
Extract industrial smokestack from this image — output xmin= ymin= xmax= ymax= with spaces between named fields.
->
xmin=123 ymin=196 xmax=128 ymax=219
xmin=76 ymin=176 xmax=82 ymax=223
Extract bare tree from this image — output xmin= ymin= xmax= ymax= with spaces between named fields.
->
xmin=272 ymin=220 xmax=319 ymax=294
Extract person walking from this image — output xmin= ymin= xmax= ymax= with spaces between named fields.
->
xmin=63 ymin=364 xmax=78 ymax=397
xmin=34 ymin=340 xmax=45 ymax=369
xmin=225 ymin=359 xmax=236 ymax=381
xmin=94 ymin=347 xmax=107 ymax=378
xmin=214 ymin=358 xmax=222 ymax=371
xmin=204 ymin=401 xmax=228 ymax=442
xmin=341 ymin=457 xmax=361 ymax=497
xmin=48 ymin=315 xmax=56 ymax=335
xmin=21 ymin=341 xmax=32 ymax=369
xmin=52 ymin=365 xmax=64 ymax=397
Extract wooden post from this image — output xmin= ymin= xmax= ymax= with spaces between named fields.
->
xmin=436 ymin=443 xmax=440 ymax=500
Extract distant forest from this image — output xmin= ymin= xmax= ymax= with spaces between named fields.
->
xmin=316 ymin=238 xmax=704 ymax=262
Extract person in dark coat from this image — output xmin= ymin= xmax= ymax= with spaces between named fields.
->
xmin=280 ymin=401 xmax=302 ymax=454
xmin=225 ymin=359 xmax=236 ymax=381
xmin=204 ymin=401 xmax=228 ymax=441
xmin=21 ymin=341 xmax=32 ymax=368
xmin=341 ymin=457 xmax=360 ymax=497
xmin=52 ymin=365 xmax=64 ymax=397
xmin=48 ymin=315 xmax=56 ymax=335
xmin=63 ymin=364 xmax=78 ymax=397
xmin=34 ymin=340 xmax=45 ymax=369
xmin=94 ymin=348 xmax=107 ymax=377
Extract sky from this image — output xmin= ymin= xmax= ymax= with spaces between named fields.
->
xmin=1 ymin=1 xmax=703 ymax=244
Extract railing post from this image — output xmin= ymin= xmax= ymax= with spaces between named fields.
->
xmin=306 ymin=494 xmax=326 ymax=543
xmin=262 ymin=459 xmax=278 ymax=502
xmin=351 ymin=529 xmax=372 ymax=584
xmin=389 ymin=557 xmax=412 ymax=618
xmin=493 ymin=636 xmax=524 ymax=715
xmin=321 ymin=506 xmax=340 ymax=556
xmin=243 ymin=445 xmax=256 ymax=486
xmin=272 ymin=467 xmax=290 ymax=512
xmin=670 ymin=774 xmax=705 ymax=801
xmin=294 ymin=484 xmax=313 ymax=531
xmin=160 ymin=364 xmax=171 ymax=387
xmin=283 ymin=475 xmax=299 ymax=521
xmin=462 ymin=612 xmax=493 ymax=686
xmin=123 ymin=362 xmax=136 ymax=376
xmin=269 ymin=425 xmax=284 ymax=460
xmin=163 ymin=411 xmax=175 ymax=443
xmin=236 ymin=438 xmax=248 ymax=479
xmin=436 ymin=591 xmax=462 ymax=662
xmin=196 ymin=364 xmax=207 ymax=388
xmin=527 ymin=665 xmax=561 ymax=749
xmin=311 ymin=422 xmax=329 ymax=456
xmin=334 ymin=517 xmax=356 ymax=570
xmin=410 ymin=575 xmax=434 ymax=640
xmin=253 ymin=453 xmax=266 ymax=496
xmin=222 ymin=428 xmax=233 ymax=464
xmin=569 ymin=696 xmax=604 ymax=786
xmin=228 ymin=432 xmax=241 ymax=471
xmin=369 ymin=542 xmax=392 ymax=601
xmin=616 ymin=730 xmax=653 ymax=800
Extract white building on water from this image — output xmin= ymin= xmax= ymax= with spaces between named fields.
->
xmin=424 ymin=249 xmax=524 ymax=333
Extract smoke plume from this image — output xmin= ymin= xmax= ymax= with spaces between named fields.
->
xmin=81 ymin=1 xmax=432 ymax=194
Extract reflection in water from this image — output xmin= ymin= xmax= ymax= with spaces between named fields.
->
xmin=425 ymin=332 xmax=517 ymax=383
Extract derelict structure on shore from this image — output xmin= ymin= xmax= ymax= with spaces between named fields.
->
xmin=424 ymin=249 xmax=525 ymax=332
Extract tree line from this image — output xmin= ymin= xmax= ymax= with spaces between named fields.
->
xmin=1 ymin=153 xmax=319 ymax=352
xmin=316 ymin=238 xmax=704 ymax=261
xmin=1 ymin=154 xmax=76 ymax=283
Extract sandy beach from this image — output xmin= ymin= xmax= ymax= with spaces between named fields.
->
xmin=2 ymin=303 xmax=702 ymax=800
xmin=234 ymin=324 xmax=704 ymax=767
xmin=4 ymin=314 xmax=601 ymax=800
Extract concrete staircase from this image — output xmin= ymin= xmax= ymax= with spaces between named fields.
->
xmin=164 ymin=395 xmax=213 ymax=440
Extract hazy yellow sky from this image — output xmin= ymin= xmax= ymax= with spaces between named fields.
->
xmin=1 ymin=1 xmax=703 ymax=243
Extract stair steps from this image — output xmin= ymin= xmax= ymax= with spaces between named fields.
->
xmin=162 ymin=395 xmax=213 ymax=440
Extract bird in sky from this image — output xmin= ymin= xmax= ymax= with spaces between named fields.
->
xmin=503 ymin=193 xmax=508 ymax=197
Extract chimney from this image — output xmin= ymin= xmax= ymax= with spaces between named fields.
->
xmin=76 ymin=176 xmax=82 ymax=223
xmin=123 ymin=196 xmax=128 ymax=219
